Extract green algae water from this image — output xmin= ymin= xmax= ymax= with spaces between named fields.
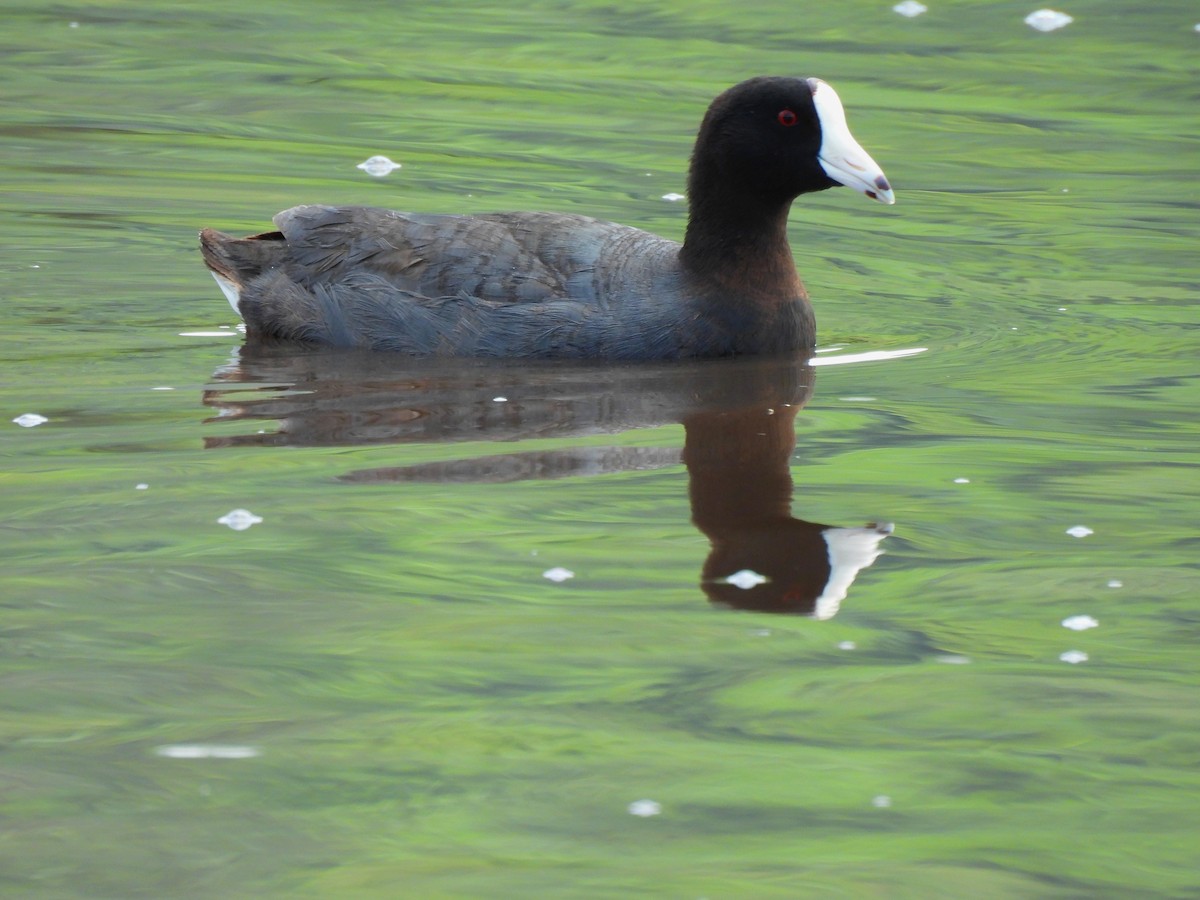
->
xmin=2 ymin=1 xmax=1199 ymax=896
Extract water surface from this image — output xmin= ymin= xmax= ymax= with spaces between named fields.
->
xmin=2 ymin=1 xmax=1199 ymax=896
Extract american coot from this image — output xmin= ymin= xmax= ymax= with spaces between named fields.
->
xmin=200 ymin=76 xmax=894 ymax=359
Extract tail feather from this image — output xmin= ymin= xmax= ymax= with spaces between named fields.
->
xmin=199 ymin=228 xmax=288 ymax=314
xmin=199 ymin=228 xmax=286 ymax=281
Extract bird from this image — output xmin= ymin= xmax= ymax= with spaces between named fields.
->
xmin=199 ymin=76 xmax=893 ymax=360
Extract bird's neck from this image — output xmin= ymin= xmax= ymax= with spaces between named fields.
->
xmin=679 ymin=188 xmax=805 ymax=302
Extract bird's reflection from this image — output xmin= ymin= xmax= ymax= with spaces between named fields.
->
xmin=203 ymin=344 xmax=891 ymax=615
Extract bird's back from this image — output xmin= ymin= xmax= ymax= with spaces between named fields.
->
xmin=202 ymin=205 xmax=692 ymax=358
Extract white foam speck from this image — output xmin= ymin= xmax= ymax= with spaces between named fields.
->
xmin=839 ymin=396 xmax=877 ymax=402
xmin=218 ymin=509 xmax=263 ymax=531
xmin=492 ymin=396 xmax=508 ymax=402
xmin=893 ymin=1 xmax=927 ymax=16
xmin=954 ymin=477 xmax=970 ymax=484
xmin=661 ymin=192 xmax=685 ymax=202
xmin=357 ymin=155 xmax=401 ymax=177
xmin=155 ymin=744 xmax=260 ymax=759
xmin=1060 ymin=650 xmax=1088 ymax=664
xmin=935 ymin=654 xmax=971 ymax=665
xmin=837 ymin=640 xmax=857 ymax=650
xmin=12 ymin=413 xmax=48 ymax=428
xmin=1107 ymin=579 xmax=1122 ymax=588
xmin=151 ymin=386 xmax=175 ymax=391
xmin=628 ymin=799 xmax=662 ymax=817
xmin=1066 ymin=525 xmax=1093 ymax=538
xmin=1025 ymin=9 xmax=1073 ymax=31
xmin=872 ymin=795 xmax=893 ymax=808
xmin=542 ymin=567 xmax=574 ymax=582
xmin=180 ymin=330 xmax=240 ymax=338
xmin=1062 ymin=615 xmax=1098 ymax=631
xmin=724 ymin=569 xmax=767 ymax=590
xmin=135 ymin=483 xmax=149 ymax=491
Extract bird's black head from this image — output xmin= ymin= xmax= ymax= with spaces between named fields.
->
xmin=688 ymin=76 xmax=894 ymax=207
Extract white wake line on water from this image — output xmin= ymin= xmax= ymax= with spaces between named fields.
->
xmin=810 ymin=347 xmax=927 ymax=367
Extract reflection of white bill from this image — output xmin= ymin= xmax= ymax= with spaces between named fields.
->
xmin=814 ymin=523 xmax=895 ymax=620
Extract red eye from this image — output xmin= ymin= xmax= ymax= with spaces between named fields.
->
xmin=777 ymin=109 xmax=798 ymax=127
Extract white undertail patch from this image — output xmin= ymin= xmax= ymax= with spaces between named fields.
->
xmin=211 ymin=271 xmax=242 ymax=316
